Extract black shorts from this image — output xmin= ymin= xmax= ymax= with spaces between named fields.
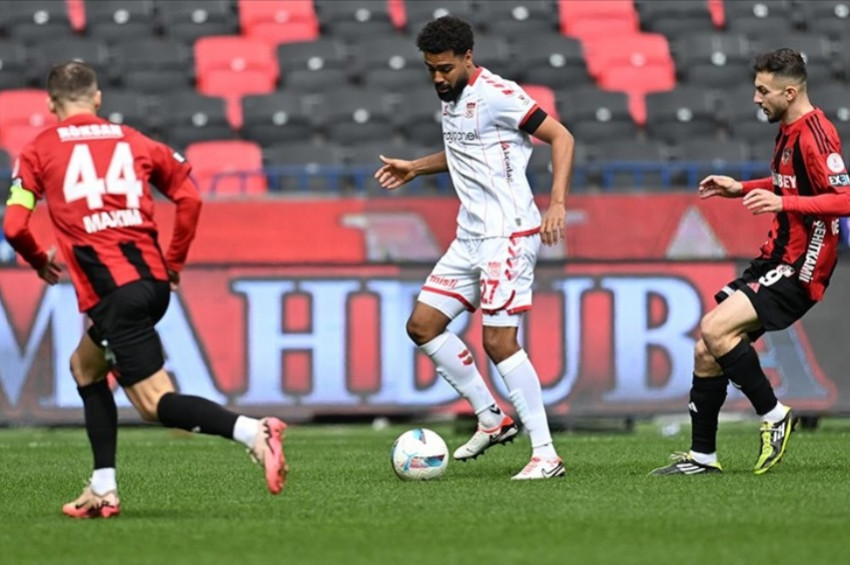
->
xmin=714 ymin=259 xmax=816 ymax=342
xmin=87 ymin=279 xmax=171 ymax=387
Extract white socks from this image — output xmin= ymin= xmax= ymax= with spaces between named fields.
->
xmin=689 ymin=451 xmax=718 ymax=465
xmin=91 ymin=467 xmax=116 ymax=495
xmin=497 ymin=350 xmax=558 ymax=460
xmin=420 ymin=332 xmax=503 ymax=430
xmin=233 ymin=415 xmax=260 ymax=449
xmin=761 ymin=402 xmax=789 ymax=424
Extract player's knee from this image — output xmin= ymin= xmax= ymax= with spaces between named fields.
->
xmin=69 ymin=351 xmax=99 ymax=387
xmin=135 ymin=398 xmax=160 ymax=422
xmin=482 ymin=331 xmax=516 ymax=362
xmin=693 ymin=338 xmax=713 ymax=365
xmin=406 ymin=316 xmax=437 ymax=345
xmin=699 ymin=314 xmax=725 ymax=355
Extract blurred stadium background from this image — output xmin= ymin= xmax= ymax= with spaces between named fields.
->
xmin=2 ymin=0 xmax=850 ymax=427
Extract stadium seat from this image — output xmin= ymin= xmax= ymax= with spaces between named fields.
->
xmin=469 ymin=35 xmax=515 ymax=80
xmin=0 ymin=0 xmax=75 ymax=41
xmin=83 ymin=0 xmax=157 ymax=41
xmin=592 ymin=139 xmax=672 ymax=190
xmin=0 ymin=125 xmax=50 ymax=159
xmin=558 ymin=0 xmax=639 ymax=39
xmin=98 ymin=90 xmax=156 ymax=132
xmin=645 ymin=86 xmax=719 ymax=144
xmin=195 ymin=36 xmax=279 ymax=83
xmin=263 ymin=141 xmax=346 ymax=191
xmin=471 ymin=0 xmax=559 ymax=37
xmin=277 ymin=38 xmax=350 ymax=81
xmin=635 ymin=0 xmax=716 ymax=40
xmin=676 ymin=137 xmax=751 ymax=186
xmin=720 ymin=85 xmax=774 ymax=145
xmin=353 ymin=36 xmax=428 ymax=90
xmin=812 ymin=84 xmax=850 ymax=129
xmin=29 ymin=38 xmax=112 ymax=86
xmin=582 ymin=33 xmax=673 ymax=80
xmin=155 ymin=91 xmax=234 ymax=151
xmin=394 ymin=90 xmax=444 ymax=147
xmin=198 ymin=70 xmax=277 ymax=129
xmin=238 ymin=0 xmax=320 ymax=44
xmin=556 ymin=86 xmax=637 ymax=144
xmin=799 ymin=0 xmax=850 ymax=40
xmin=598 ymin=65 xmax=676 ymax=125
xmin=313 ymin=88 xmax=396 ymax=144
xmin=285 ymin=68 xmax=352 ymax=93
xmin=157 ymin=0 xmax=239 ymax=44
xmin=510 ymin=35 xmax=592 ymax=90
xmin=315 ymin=0 xmax=399 ymax=40
xmin=241 ymin=92 xmax=314 ymax=147
xmin=111 ymin=38 xmax=194 ymax=93
xmin=186 ymin=140 xmax=267 ymax=196
xmin=403 ymin=0 xmax=475 ymax=31
xmin=0 ymin=89 xmax=57 ymax=131
xmin=672 ymin=32 xmax=751 ymax=86
xmin=0 ymin=41 xmax=31 ymax=90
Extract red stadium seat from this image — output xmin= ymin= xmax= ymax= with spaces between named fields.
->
xmin=185 ymin=140 xmax=268 ymax=196
xmin=0 ymin=90 xmax=57 ymax=156
xmin=582 ymin=33 xmax=673 ymax=79
xmin=562 ymin=16 xmax=639 ymax=41
xmin=597 ymin=65 xmax=676 ymax=125
xmin=238 ymin=0 xmax=320 ymax=44
xmin=194 ymin=36 xmax=279 ymax=83
xmin=558 ymin=0 xmax=638 ymax=37
xmin=197 ymin=70 xmax=277 ymax=129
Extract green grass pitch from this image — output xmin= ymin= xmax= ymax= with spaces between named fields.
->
xmin=1 ymin=419 xmax=848 ymax=565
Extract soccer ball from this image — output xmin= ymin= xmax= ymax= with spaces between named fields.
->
xmin=391 ymin=428 xmax=449 ymax=480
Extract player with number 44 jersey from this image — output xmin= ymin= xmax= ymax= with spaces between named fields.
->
xmin=4 ymin=62 xmax=287 ymax=519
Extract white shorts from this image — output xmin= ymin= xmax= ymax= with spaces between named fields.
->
xmin=418 ymin=230 xmax=541 ymax=327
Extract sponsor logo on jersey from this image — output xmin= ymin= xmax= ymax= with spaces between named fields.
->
xmin=57 ymin=124 xmax=124 ymax=141
xmin=828 ymin=173 xmax=850 ymax=186
xmin=800 ymin=220 xmax=827 ymax=283
xmin=500 ymin=141 xmax=514 ymax=183
xmin=772 ymin=172 xmax=797 ymax=190
xmin=443 ymin=131 xmax=478 ymax=143
xmin=427 ymin=275 xmax=457 ymax=289
xmin=82 ymin=208 xmax=143 ymax=234
xmin=826 ymin=152 xmax=846 ymax=173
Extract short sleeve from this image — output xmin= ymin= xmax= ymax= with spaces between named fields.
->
xmin=12 ymin=143 xmax=45 ymax=200
xmin=487 ymin=83 xmax=540 ymax=131
xmin=145 ymin=136 xmax=192 ymax=197
xmin=802 ymin=121 xmax=848 ymax=193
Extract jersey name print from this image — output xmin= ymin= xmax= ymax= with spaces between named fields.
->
xmin=441 ymin=67 xmax=542 ymax=239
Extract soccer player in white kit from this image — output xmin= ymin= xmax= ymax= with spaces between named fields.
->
xmin=374 ymin=16 xmax=576 ymax=479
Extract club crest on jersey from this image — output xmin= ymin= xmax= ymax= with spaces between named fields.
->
xmin=781 ymin=148 xmax=792 ymax=165
xmin=465 ymin=102 xmax=476 ymax=118
xmin=827 ymin=152 xmax=846 ymax=173
xmin=487 ymin=261 xmax=502 ymax=279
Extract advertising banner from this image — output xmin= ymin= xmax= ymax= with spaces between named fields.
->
xmin=2 ymin=196 xmax=847 ymax=423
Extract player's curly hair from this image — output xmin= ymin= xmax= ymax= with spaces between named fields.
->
xmin=416 ymin=15 xmax=474 ymax=56
xmin=753 ymin=48 xmax=807 ymax=83
xmin=47 ymin=61 xmax=98 ymax=105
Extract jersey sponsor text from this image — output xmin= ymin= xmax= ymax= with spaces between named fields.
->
xmin=83 ymin=208 xmax=143 ymax=234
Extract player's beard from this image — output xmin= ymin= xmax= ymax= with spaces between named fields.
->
xmin=435 ymin=75 xmax=469 ymax=102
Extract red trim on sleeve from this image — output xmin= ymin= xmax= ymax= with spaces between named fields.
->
xmin=421 ymin=286 xmax=476 ymax=312
xmin=467 ymin=67 xmax=483 ymax=86
xmin=741 ymin=177 xmax=773 ymax=195
xmin=782 ymin=191 xmax=850 ymax=216
xmin=519 ymin=104 xmax=541 ymax=128
xmin=2 ymin=205 xmax=47 ymax=269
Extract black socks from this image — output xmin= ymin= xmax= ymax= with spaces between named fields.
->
xmin=77 ymin=380 xmax=117 ymax=469
xmin=156 ymin=393 xmax=238 ymax=439
xmin=689 ymin=374 xmax=728 ymax=454
xmin=716 ymin=339 xmax=778 ymax=416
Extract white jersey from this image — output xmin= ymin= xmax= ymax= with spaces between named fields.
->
xmin=441 ymin=67 xmax=542 ymax=239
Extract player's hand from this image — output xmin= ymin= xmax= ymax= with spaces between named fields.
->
xmin=374 ymin=155 xmax=416 ymax=190
xmin=167 ymin=269 xmax=180 ymax=291
xmin=540 ymin=204 xmax=566 ymax=246
xmin=698 ymin=175 xmax=743 ymax=199
xmin=37 ymin=246 xmax=61 ymax=285
xmin=743 ymin=188 xmax=783 ymax=215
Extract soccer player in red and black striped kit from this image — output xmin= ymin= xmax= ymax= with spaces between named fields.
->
xmin=3 ymin=62 xmax=287 ymax=517
xmin=652 ymin=49 xmax=850 ymax=476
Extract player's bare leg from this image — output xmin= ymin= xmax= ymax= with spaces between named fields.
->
xmin=483 ymin=325 xmax=564 ymax=480
xmin=63 ymin=332 xmax=120 ymax=519
xmin=407 ymin=302 xmax=516 ymax=460
xmin=124 ymin=369 xmax=288 ymax=494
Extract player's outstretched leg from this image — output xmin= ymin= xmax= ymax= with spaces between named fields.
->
xmin=62 ymin=484 xmax=121 ymax=519
xmin=453 ymin=412 xmax=519 ymax=461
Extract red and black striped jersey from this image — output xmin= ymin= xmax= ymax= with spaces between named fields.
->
xmin=744 ymin=108 xmax=850 ymax=301
xmin=12 ymin=114 xmax=198 ymax=311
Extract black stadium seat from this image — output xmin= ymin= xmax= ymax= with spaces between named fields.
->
xmin=353 ymin=37 xmax=430 ymax=91
xmin=156 ymin=0 xmax=238 ymax=45
xmin=29 ymin=38 xmax=112 ymax=86
xmin=154 ymin=91 xmax=234 ymax=151
xmin=0 ymin=40 xmax=31 ymax=89
xmin=83 ymin=0 xmax=157 ymax=42
xmin=99 ymin=90 xmax=156 ymax=131
xmin=0 ymin=0 xmax=75 ymax=41
xmin=510 ymin=35 xmax=593 ymax=90
xmin=313 ymin=88 xmax=396 ymax=145
xmin=404 ymin=0 xmax=475 ymax=31
xmin=645 ymin=86 xmax=719 ymax=143
xmin=557 ymin=86 xmax=638 ymax=144
xmin=111 ymin=38 xmax=194 ymax=93
xmin=314 ymin=0 xmax=397 ymax=41
xmin=241 ymin=92 xmax=314 ymax=147
xmin=636 ymin=0 xmax=715 ymax=40
xmin=471 ymin=0 xmax=559 ymax=37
